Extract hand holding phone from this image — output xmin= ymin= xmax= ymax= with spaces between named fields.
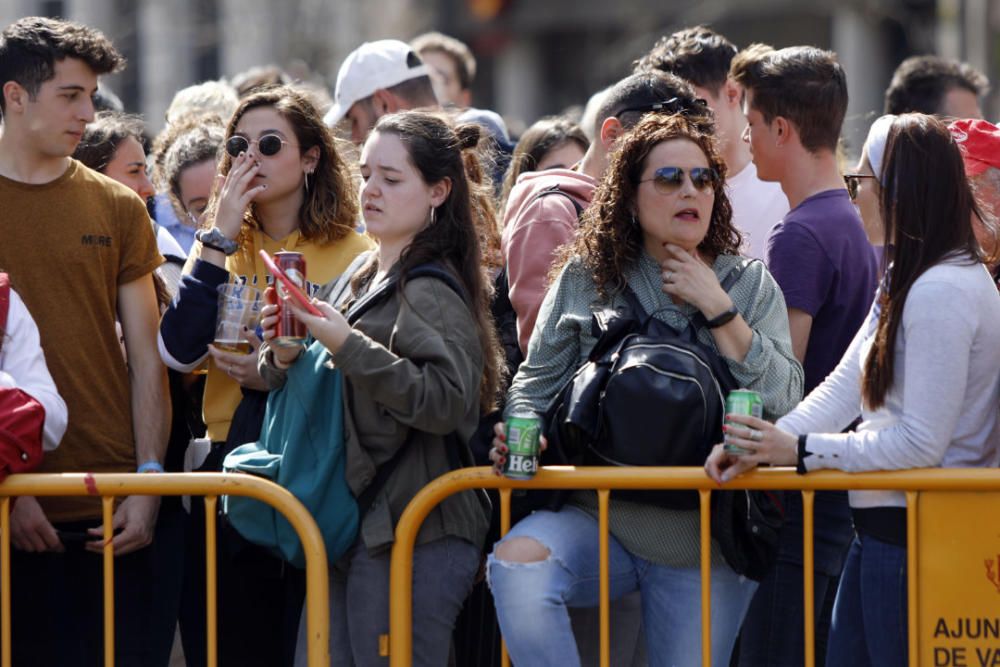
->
xmin=258 ymin=250 xmax=324 ymax=317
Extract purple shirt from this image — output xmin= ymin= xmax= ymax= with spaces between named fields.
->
xmin=765 ymin=189 xmax=879 ymax=393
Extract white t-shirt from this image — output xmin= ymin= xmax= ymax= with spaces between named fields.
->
xmin=726 ymin=161 xmax=789 ymax=260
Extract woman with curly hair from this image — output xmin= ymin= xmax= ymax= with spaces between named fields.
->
xmin=486 ymin=112 xmax=803 ymax=666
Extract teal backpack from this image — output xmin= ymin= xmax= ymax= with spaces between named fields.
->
xmin=222 ymin=339 xmax=356 ymax=568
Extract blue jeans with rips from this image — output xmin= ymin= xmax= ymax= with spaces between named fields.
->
xmin=825 ymin=534 xmax=908 ymax=667
xmin=487 ymin=506 xmax=757 ymax=667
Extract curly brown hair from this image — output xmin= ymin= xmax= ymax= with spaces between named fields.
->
xmin=556 ymin=112 xmax=740 ymax=296
xmin=207 ymin=85 xmax=359 ymax=247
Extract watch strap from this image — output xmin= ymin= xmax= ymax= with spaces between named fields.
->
xmin=705 ymin=304 xmax=739 ymax=329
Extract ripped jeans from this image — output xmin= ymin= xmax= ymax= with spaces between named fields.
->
xmin=487 ymin=506 xmax=756 ymax=667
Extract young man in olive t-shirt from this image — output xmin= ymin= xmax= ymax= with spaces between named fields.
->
xmin=0 ymin=17 xmax=168 ymax=665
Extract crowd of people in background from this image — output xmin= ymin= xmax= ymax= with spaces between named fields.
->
xmin=0 ymin=13 xmax=998 ymax=667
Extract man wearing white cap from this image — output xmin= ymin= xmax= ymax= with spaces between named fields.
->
xmin=325 ymin=39 xmax=439 ymax=144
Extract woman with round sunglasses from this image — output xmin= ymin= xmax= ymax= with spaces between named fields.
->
xmin=158 ymin=85 xmax=372 ymax=667
xmin=706 ymin=114 xmax=1000 ymax=666
xmin=486 ymin=112 xmax=802 ymax=666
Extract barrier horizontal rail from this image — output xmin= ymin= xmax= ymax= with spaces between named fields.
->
xmin=0 ymin=473 xmax=330 ymax=667
xmin=389 ymin=466 xmax=1000 ymax=667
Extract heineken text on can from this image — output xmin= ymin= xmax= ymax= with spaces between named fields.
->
xmin=724 ymin=389 xmax=764 ymax=456
xmin=503 ymin=416 xmax=541 ymax=480
xmin=274 ymin=251 xmax=308 ymax=347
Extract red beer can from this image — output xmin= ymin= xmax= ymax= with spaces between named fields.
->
xmin=274 ymin=251 xmax=308 ymax=347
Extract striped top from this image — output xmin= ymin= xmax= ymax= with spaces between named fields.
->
xmin=506 ymin=251 xmax=803 ymax=567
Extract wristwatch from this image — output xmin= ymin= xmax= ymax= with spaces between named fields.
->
xmin=195 ymin=227 xmax=240 ymax=256
xmin=705 ymin=304 xmax=739 ymax=329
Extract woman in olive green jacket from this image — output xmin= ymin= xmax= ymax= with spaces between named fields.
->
xmin=260 ymin=111 xmax=504 ymax=667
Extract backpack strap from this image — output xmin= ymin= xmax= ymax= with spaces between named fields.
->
xmin=529 ymin=183 xmax=585 ymax=218
xmin=346 ymin=262 xmax=465 ymax=325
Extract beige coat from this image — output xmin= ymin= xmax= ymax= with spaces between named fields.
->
xmin=262 ymin=267 xmax=489 ymax=554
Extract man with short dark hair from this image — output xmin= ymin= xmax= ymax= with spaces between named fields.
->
xmin=636 ymin=26 xmax=788 ymax=258
xmin=730 ymin=43 xmax=878 ymax=667
xmin=0 ymin=16 xmax=169 ymax=666
xmin=411 ymin=31 xmax=476 ymax=109
xmin=885 ymin=55 xmax=988 ymax=119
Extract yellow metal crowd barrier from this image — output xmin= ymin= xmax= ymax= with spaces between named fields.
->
xmin=388 ymin=466 xmax=1000 ymax=667
xmin=0 ymin=473 xmax=330 ymax=667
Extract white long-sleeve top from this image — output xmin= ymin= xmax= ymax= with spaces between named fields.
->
xmin=0 ymin=289 xmax=67 ymax=451
xmin=777 ymin=257 xmax=1000 ymax=509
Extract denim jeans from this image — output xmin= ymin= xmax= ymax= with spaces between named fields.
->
xmin=295 ymin=535 xmax=481 ymax=667
xmin=487 ymin=506 xmax=757 ymax=667
xmin=826 ymin=534 xmax=908 ymax=666
xmin=738 ymin=490 xmax=854 ymax=667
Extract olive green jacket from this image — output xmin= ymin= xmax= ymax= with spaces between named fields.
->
xmin=260 ymin=264 xmax=489 ymax=555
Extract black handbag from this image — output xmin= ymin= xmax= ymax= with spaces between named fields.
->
xmin=543 ymin=269 xmax=745 ymax=509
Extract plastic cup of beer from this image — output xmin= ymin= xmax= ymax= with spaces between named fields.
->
xmin=214 ymin=284 xmax=262 ymax=354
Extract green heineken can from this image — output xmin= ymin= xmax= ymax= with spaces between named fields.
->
xmin=503 ymin=414 xmax=541 ymax=480
xmin=724 ymin=389 xmax=764 ymax=456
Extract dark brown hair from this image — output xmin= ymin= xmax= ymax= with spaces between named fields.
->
xmin=354 ymin=111 xmax=504 ymax=411
xmin=208 ymin=85 xmax=359 ymax=246
xmin=71 ymin=111 xmax=145 ymax=173
xmin=730 ymin=44 xmax=847 ymax=153
xmin=0 ymin=17 xmax=124 ymax=114
xmin=863 ymin=113 xmax=988 ymax=409
xmin=556 ymin=112 xmax=738 ymax=296
xmin=634 ymin=26 xmax=738 ymax=94
xmin=884 ymin=55 xmax=988 ymax=116
xmin=499 ymin=116 xmax=588 ymax=211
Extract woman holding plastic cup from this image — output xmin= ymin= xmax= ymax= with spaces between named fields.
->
xmin=157 ymin=85 xmax=372 ymax=666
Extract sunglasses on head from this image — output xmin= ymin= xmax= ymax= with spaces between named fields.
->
xmin=640 ymin=166 xmax=719 ymax=194
xmin=614 ymin=97 xmax=710 ymax=119
xmin=225 ymin=133 xmax=293 ymax=158
xmin=843 ymin=173 xmax=877 ymax=201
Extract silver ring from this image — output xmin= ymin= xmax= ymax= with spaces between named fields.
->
xmin=665 ymin=270 xmax=674 ymax=283
xmin=749 ymin=428 xmax=764 ymax=442
xmin=228 ymin=364 xmax=234 ymax=374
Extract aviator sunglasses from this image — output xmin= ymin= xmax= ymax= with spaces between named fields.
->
xmin=225 ymin=133 xmax=294 ymax=158
xmin=843 ymin=173 xmax=877 ymax=201
xmin=640 ymin=166 xmax=719 ymax=194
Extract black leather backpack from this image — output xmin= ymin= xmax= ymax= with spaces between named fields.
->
xmin=544 ymin=266 xmax=745 ymax=509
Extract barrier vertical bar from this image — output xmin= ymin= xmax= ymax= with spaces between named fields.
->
xmin=499 ymin=488 xmax=511 ymax=667
xmin=102 ymin=496 xmax=115 ymax=667
xmin=699 ymin=489 xmax=712 ymax=667
xmin=598 ymin=489 xmax=610 ymax=667
xmin=906 ymin=491 xmax=918 ymax=667
xmin=1 ymin=498 xmax=9 ymax=667
xmin=802 ymin=490 xmax=815 ymax=667
xmin=205 ymin=496 xmax=219 ymax=667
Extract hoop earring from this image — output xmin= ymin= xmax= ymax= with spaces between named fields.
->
xmin=304 ymin=171 xmax=311 ymax=193
xmin=429 ymin=206 xmax=436 ymax=225
xmin=631 ymin=213 xmax=639 ymax=227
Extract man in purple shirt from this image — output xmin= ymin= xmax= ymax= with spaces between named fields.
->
xmin=730 ymin=44 xmax=879 ymax=666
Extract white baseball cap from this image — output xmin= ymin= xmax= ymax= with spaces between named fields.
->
xmin=324 ymin=40 xmax=431 ymax=127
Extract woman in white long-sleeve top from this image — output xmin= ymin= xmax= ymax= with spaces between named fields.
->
xmin=706 ymin=113 xmax=1000 ymax=667
xmin=0 ymin=279 xmax=67 ymax=452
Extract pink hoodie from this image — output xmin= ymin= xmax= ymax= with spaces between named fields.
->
xmin=500 ymin=169 xmax=596 ymax=354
